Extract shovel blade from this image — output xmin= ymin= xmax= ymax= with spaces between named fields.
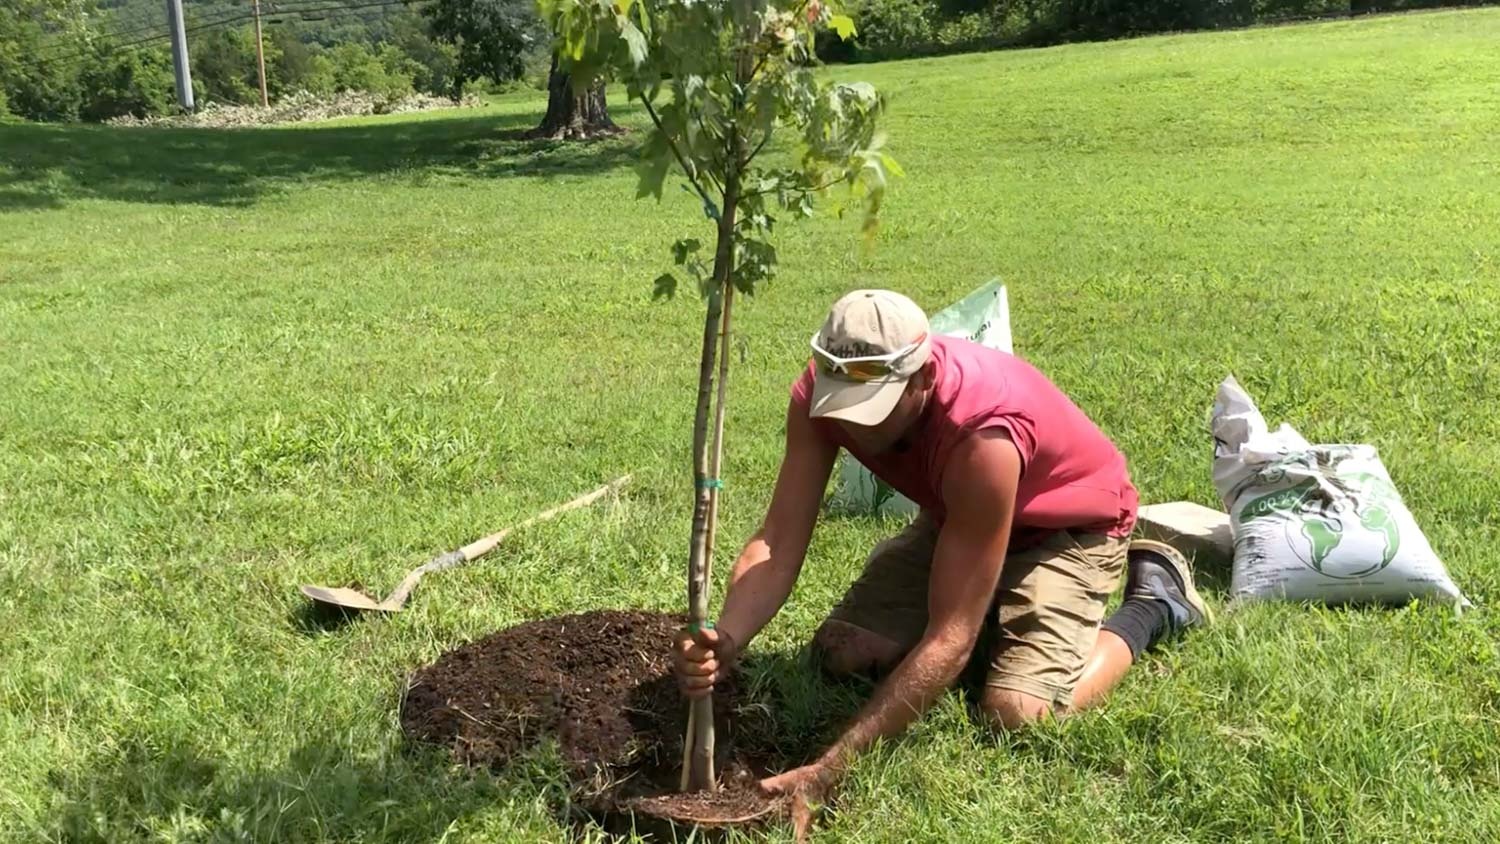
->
xmin=299 ymin=584 xmax=399 ymax=613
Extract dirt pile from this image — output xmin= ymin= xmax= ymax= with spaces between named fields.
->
xmin=400 ymin=609 xmax=784 ymax=829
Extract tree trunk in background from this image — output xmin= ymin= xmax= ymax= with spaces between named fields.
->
xmin=529 ymin=54 xmax=620 ymax=140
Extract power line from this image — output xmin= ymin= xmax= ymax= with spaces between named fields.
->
xmin=101 ymin=8 xmax=173 ymax=42
xmin=36 ymin=6 xmax=260 ymax=64
xmin=97 ymin=0 xmax=347 ymax=43
xmin=98 ymin=1 xmax=273 ymax=45
xmin=42 ymin=0 xmax=422 ymax=63
xmin=36 ymin=0 xmax=427 ymax=67
xmin=266 ymin=0 xmax=419 ymax=12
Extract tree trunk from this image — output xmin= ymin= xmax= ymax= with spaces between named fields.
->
xmin=681 ymin=0 xmax=759 ymax=794
xmin=529 ymin=54 xmax=621 ymax=140
xmin=682 ymin=126 xmax=743 ymax=794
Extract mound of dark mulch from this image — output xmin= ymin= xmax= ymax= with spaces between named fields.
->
xmin=399 ymin=609 xmax=784 ymax=830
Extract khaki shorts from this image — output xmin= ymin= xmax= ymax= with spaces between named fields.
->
xmin=827 ymin=513 xmax=1126 ymax=708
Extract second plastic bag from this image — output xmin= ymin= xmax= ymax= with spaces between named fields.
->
xmin=1211 ymin=376 xmax=1467 ymax=607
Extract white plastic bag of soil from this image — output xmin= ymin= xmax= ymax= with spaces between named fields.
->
xmin=827 ymin=280 xmax=1012 ymax=518
xmin=1211 ymin=376 xmax=1468 ymax=607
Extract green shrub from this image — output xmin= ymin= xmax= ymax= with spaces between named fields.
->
xmin=933 ymin=10 xmax=996 ymax=47
xmin=78 ymin=47 xmax=176 ymax=121
xmin=3 ymin=59 xmax=83 ymax=122
xmin=391 ymin=13 xmax=462 ymax=98
xmin=301 ymin=54 xmax=338 ymax=96
xmin=847 ymin=0 xmax=938 ymax=60
xmin=376 ymin=44 xmax=422 ymax=95
xmin=1253 ymin=0 xmax=1347 ymax=15
xmin=327 ymin=42 xmax=416 ymax=100
xmin=191 ymin=27 xmax=276 ymax=106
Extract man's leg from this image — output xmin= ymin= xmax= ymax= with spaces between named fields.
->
xmin=983 ymin=631 xmax=1134 ymax=729
xmin=981 ymin=537 xmax=1210 ymax=730
xmin=811 ymin=514 xmax=939 ymax=679
xmin=811 ymin=619 xmax=906 ymax=677
xmin=1087 ymin=538 xmax=1211 ymax=695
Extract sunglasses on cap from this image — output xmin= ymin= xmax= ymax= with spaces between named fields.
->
xmin=810 ymin=332 xmax=927 ymax=382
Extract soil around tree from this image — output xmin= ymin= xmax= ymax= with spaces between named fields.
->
xmin=400 ymin=609 xmax=787 ymax=832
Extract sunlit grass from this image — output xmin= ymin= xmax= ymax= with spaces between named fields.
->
xmin=3 ymin=8 xmax=1499 ymax=841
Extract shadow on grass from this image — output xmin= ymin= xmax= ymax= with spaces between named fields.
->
xmin=0 ymin=103 xmax=642 ymax=212
xmin=1188 ymin=552 xmax=1233 ymax=601
xmin=288 ymin=599 xmax=367 ymax=635
xmin=720 ymin=649 xmax=867 ymax=771
xmin=45 ymin=734 xmax=544 ymax=842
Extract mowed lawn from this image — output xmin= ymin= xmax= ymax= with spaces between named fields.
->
xmin=5 ymin=8 xmax=1500 ymax=842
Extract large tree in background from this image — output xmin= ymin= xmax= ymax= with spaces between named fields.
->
xmin=424 ymin=0 xmax=617 ymax=138
xmin=423 ymin=0 xmax=531 ymax=96
xmin=532 ymin=51 xmax=617 ymax=139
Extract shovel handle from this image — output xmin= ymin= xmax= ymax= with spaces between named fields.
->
xmin=380 ymin=476 xmax=631 ymax=610
xmin=457 ymin=475 xmax=632 ymax=560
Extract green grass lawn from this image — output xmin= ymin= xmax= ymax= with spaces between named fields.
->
xmin=5 ymin=8 xmax=1500 ymax=841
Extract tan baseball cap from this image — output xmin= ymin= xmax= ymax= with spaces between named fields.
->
xmin=810 ymin=289 xmax=932 ymax=426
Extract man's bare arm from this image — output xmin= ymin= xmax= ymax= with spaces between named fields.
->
xmin=676 ymin=399 xmax=836 ymax=697
xmin=808 ymin=429 xmax=1021 ymax=771
xmin=716 ymin=401 xmax=838 ymax=650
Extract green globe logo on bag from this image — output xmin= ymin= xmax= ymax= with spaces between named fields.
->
xmin=1238 ymin=471 xmax=1403 ymax=579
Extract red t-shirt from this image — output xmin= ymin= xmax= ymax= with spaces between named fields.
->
xmin=793 ymin=335 xmax=1138 ymax=546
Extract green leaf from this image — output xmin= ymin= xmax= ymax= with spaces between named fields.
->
xmin=652 ymin=273 xmax=678 ymax=300
xmin=634 ymin=0 xmax=651 ymax=38
xmin=636 ymin=159 xmax=669 ymax=199
xmin=733 ymin=235 xmax=778 ymax=295
xmin=671 ymin=238 xmax=701 ymax=264
xmin=635 ymin=130 xmax=672 ymax=200
xmin=621 ymin=20 xmax=648 ymax=67
xmin=829 ymin=14 xmax=857 ymax=41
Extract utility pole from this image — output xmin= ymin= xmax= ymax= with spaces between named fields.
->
xmin=165 ymin=0 xmax=194 ymax=111
xmin=252 ymin=0 xmax=269 ymax=107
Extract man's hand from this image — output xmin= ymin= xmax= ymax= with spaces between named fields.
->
xmin=759 ymin=761 xmax=835 ymax=799
xmin=673 ymin=626 xmax=738 ymax=699
xmin=761 ymin=761 xmax=836 ymax=842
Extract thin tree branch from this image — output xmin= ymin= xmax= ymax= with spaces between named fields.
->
xmin=703 ymin=282 xmax=734 ymax=585
xmin=696 ymin=114 xmax=728 ymax=194
xmin=741 ymin=173 xmax=845 ymax=200
xmin=701 ymin=168 xmax=725 ymax=197
xmin=639 ymin=94 xmax=722 ymax=218
xmin=741 ymin=129 xmax=772 ymax=167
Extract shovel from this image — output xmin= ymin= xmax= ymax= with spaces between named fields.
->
xmin=299 ymin=475 xmax=631 ymax=614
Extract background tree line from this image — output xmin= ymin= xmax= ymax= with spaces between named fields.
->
xmin=0 ymin=0 xmax=546 ymax=122
xmin=823 ymin=0 xmax=1497 ymax=62
xmin=3 ymin=0 xmax=1494 ymax=123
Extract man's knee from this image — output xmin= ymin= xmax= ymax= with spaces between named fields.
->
xmin=980 ymin=687 xmax=1056 ymax=732
xmin=810 ymin=620 xmax=905 ymax=679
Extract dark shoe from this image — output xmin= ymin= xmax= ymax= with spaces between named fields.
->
xmin=1125 ymin=539 xmax=1213 ymax=630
